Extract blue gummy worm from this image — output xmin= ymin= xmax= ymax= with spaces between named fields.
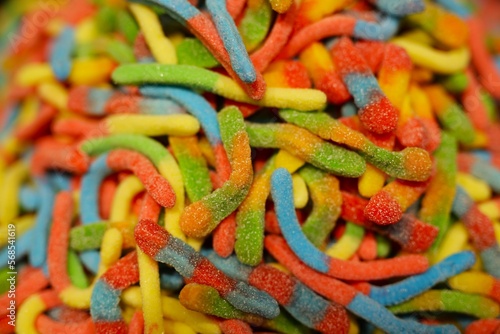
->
xmin=19 ymin=185 xmax=40 ymax=211
xmin=90 ymin=280 xmax=122 ymax=322
xmin=140 ymin=85 xmax=222 ymax=146
xmin=29 ymin=178 xmax=55 ymax=268
xmin=348 ymin=294 xmax=460 ymax=334
xmin=270 ymin=168 xmax=331 ymax=274
xmin=80 ymin=154 xmax=112 ymax=225
xmin=369 ymin=251 xmax=476 ymax=306
xmin=50 ymin=26 xmax=75 ymax=81
xmin=343 ymin=72 xmax=385 ymax=109
xmin=353 ymin=15 xmax=399 ymax=41
xmin=371 ymin=0 xmax=425 ymax=16
xmin=146 ymin=0 xmax=199 ymax=20
xmin=206 ymin=0 xmax=257 ymax=83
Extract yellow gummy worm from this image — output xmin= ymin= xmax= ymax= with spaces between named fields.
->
xmin=121 ymin=286 xmax=222 ymax=334
xmin=434 ymin=222 xmax=468 ymax=263
xmin=275 ymin=149 xmax=305 ymax=173
xmin=449 ymin=271 xmax=495 ymax=297
xmin=0 ymin=160 xmax=28 ymax=226
xmin=137 ymin=248 xmax=164 ymax=334
xmin=292 ymin=173 xmax=309 ymax=209
xmin=16 ymin=292 xmax=49 ymax=334
xmin=457 ymin=172 xmax=492 ymax=203
xmin=129 ymin=3 xmax=177 ymax=65
xmin=105 ymin=114 xmax=200 ymax=137
xmin=0 ymin=215 xmax=34 ymax=247
xmin=110 ymin=175 xmax=144 ymax=222
xmin=38 ymin=82 xmax=69 ymax=112
xmin=391 ymin=38 xmax=470 ymax=74
xmin=358 ymin=164 xmax=386 ymax=198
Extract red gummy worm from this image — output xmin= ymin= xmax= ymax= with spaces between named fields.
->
xmin=14 ymin=104 xmax=58 ymax=141
xmin=220 ymin=319 xmax=253 ymax=334
xmin=468 ymin=16 xmax=500 ymax=99
xmin=278 ymin=15 xmax=356 ymax=59
xmin=264 ymin=235 xmax=357 ymax=306
xmin=107 ymin=149 xmax=176 ymax=208
xmin=250 ymin=2 xmax=298 ymax=72
xmin=31 ymin=137 xmax=89 ymax=176
xmin=48 ymin=192 xmax=74 ymax=293
xmin=52 ymin=118 xmax=103 ymax=139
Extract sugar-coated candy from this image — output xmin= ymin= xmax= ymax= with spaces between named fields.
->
xmin=2 ymin=0 xmax=500 ymax=332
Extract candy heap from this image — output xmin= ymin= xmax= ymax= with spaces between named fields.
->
xmin=1 ymin=0 xmax=500 ymax=333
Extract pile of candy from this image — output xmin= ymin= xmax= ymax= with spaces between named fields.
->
xmin=1 ymin=0 xmax=500 ymax=332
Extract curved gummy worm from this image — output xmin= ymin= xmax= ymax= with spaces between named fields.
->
xmin=245 ymin=122 xmax=366 ymax=178
xmin=331 ymin=37 xmax=399 ymax=134
xmin=264 ymin=234 xmax=460 ymax=334
xmin=452 ymin=186 xmax=500 ymax=278
xmin=80 ymin=133 xmax=186 ymax=241
xmin=205 ymin=251 xmax=350 ymax=333
xmin=139 ymin=85 xmax=231 ymax=178
xmin=180 ymin=106 xmax=253 ymax=238
xmin=141 ymin=0 xmax=266 ymax=100
xmin=299 ymin=165 xmax=342 ymax=247
xmin=391 ymin=37 xmax=470 ymax=74
xmin=449 ymin=271 xmax=500 ymax=304
xmin=80 ymin=154 xmax=112 ymax=225
xmin=68 ymin=86 xmax=185 ymax=116
xmin=17 ymin=289 xmax=94 ymax=334
xmin=270 ymin=168 xmax=429 ymax=280
xmin=134 ymin=218 xmax=280 ymax=319
xmin=107 ymin=149 xmax=176 ymax=208
xmin=50 ymin=26 xmax=75 ymax=81
xmin=279 ymin=14 xmax=399 ymax=59
xmin=206 ymin=0 xmax=256 ymax=83
xmin=250 ymin=2 xmax=297 ymax=72
xmin=91 ymin=251 xmax=140 ymax=333
xmin=237 ymin=0 xmax=273 ymax=53
xmin=279 ymin=110 xmax=433 ymax=181
xmin=389 ymin=289 xmax=500 ymax=319
xmin=112 ymin=64 xmax=327 ymax=111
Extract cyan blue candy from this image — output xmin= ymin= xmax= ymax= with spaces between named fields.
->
xmin=353 ymin=15 xmax=399 ymax=41
xmin=371 ymin=0 xmax=425 ymax=16
xmin=50 ymin=26 xmax=75 ymax=81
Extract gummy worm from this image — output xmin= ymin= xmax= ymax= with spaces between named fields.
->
xmin=180 ymin=106 xmax=253 ymax=238
xmin=299 ymin=165 xmax=342 ymax=247
xmin=278 ymin=110 xmax=433 ymax=181
xmin=134 ymin=218 xmax=280 ymax=319
xmin=330 ymin=36 xmax=399 ymax=134
xmin=68 ymin=86 xmax=185 ymax=116
xmin=81 ymin=133 xmax=186 ymax=241
xmin=458 ymin=152 xmax=500 ymax=194
xmin=245 ymin=122 xmax=366 ymax=178
xmin=389 ymin=289 xmax=500 ymax=319
xmin=142 ymin=0 xmax=266 ymax=100
xmin=449 ymin=271 xmax=500 ymax=304
xmin=49 ymin=25 xmax=75 ymax=81
xmin=264 ymin=234 xmax=460 ymax=334
xmin=279 ymin=13 xmax=399 ymax=59
xmin=270 ymin=168 xmax=430 ymax=280
xmin=112 ymin=64 xmax=327 ymax=111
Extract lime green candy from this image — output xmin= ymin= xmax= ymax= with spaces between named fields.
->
xmin=238 ymin=0 xmax=273 ymax=52
xmin=68 ymin=250 xmax=89 ymax=288
xmin=176 ymin=38 xmax=219 ymax=68
xmin=70 ymin=222 xmax=107 ymax=251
